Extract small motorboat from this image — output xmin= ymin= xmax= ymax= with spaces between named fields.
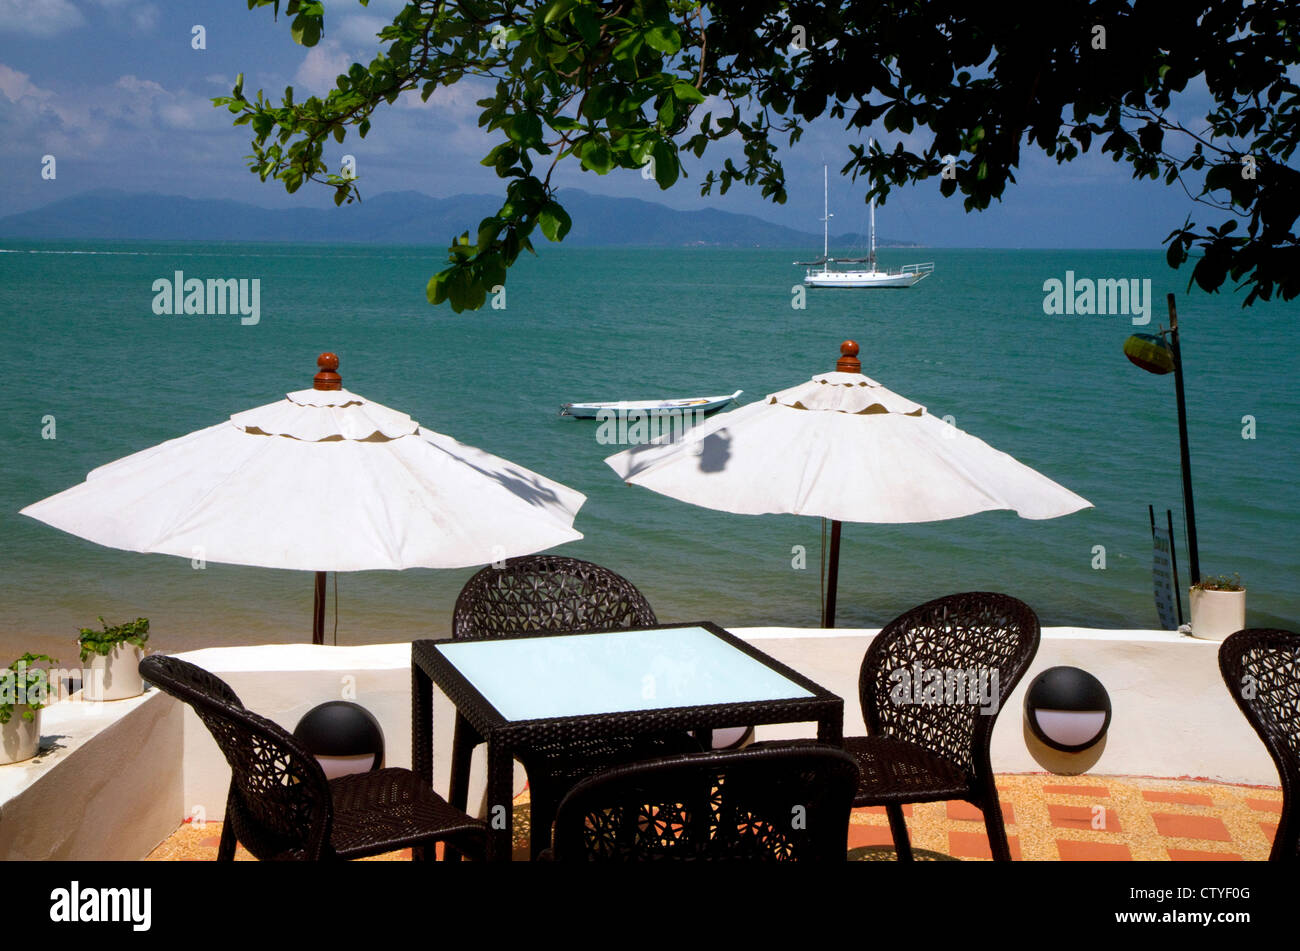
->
xmin=560 ymin=390 xmax=742 ymax=419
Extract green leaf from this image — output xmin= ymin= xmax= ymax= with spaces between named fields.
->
xmin=652 ymin=139 xmax=678 ymax=188
xmin=543 ymin=0 xmax=577 ymax=25
xmin=508 ymin=112 xmax=543 ymax=148
xmin=537 ymin=201 xmax=572 ymax=242
xmin=672 ymin=81 xmax=705 ymax=105
xmin=427 ymin=271 xmax=449 ymax=306
xmin=645 ymin=24 xmax=681 ymax=55
xmin=612 ymin=32 xmax=643 ymax=62
xmin=657 ymin=94 xmax=677 ymax=127
xmin=581 ymin=136 xmax=613 ymax=173
xmin=571 ymin=6 xmax=600 ymax=46
xmin=290 ymin=12 xmax=321 ymax=47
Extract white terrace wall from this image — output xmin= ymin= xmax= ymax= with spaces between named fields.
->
xmin=0 ymin=627 xmax=1278 ymax=860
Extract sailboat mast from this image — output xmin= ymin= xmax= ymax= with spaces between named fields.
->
xmin=868 ymin=138 xmax=876 ymax=268
xmin=870 ymin=194 xmax=876 ymax=268
xmin=822 ymin=164 xmax=829 ymax=263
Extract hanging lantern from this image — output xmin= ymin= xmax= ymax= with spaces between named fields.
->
xmin=1124 ymin=333 xmax=1175 ymax=375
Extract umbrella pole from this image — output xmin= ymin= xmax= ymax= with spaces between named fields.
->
xmin=822 ymin=519 xmax=842 ymax=629
xmin=312 ymin=571 xmax=326 ymax=645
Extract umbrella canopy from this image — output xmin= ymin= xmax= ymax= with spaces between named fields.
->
xmin=22 ymin=353 xmax=585 ymax=642
xmin=605 ymin=341 xmax=1091 ymax=625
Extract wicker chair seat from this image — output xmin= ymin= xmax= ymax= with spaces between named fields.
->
xmin=328 ymin=768 xmax=486 ymax=859
xmin=842 ymin=735 xmax=972 ymax=805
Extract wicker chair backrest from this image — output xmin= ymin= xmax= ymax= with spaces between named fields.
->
xmin=140 ymin=654 xmax=333 ymax=860
xmin=859 ymin=592 xmax=1040 ymax=779
xmin=452 ymin=554 xmax=657 ymax=639
xmin=550 ymin=745 xmax=859 ymax=861
xmin=1219 ymin=628 xmax=1300 ymax=860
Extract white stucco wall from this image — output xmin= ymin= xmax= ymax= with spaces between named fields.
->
xmin=0 ymin=689 xmax=183 ymax=860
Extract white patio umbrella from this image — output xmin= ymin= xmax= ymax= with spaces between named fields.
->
xmin=605 ymin=341 xmax=1091 ymax=626
xmin=21 ymin=353 xmax=586 ymax=643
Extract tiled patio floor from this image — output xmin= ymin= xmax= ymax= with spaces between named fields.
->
xmin=146 ymin=773 xmax=1283 ymax=861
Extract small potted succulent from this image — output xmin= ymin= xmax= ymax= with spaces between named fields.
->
xmin=1189 ymin=574 xmax=1246 ymax=642
xmin=79 ymin=617 xmax=149 ymax=701
xmin=1 ymin=653 xmax=56 ymax=765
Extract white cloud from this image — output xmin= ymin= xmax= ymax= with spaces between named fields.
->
xmin=128 ymin=4 xmax=160 ymax=33
xmin=334 ymin=14 xmax=388 ymax=47
xmin=294 ymin=40 xmax=354 ymax=95
xmin=0 ymin=63 xmax=54 ymax=105
xmin=0 ymin=0 xmax=85 ymax=36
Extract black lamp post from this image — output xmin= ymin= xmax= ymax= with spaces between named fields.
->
xmin=1123 ymin=294 xmax=1200 ymax=585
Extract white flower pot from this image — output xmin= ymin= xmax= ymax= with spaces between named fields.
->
xmin=0 ymin=707 xmax=41 ymax=765
xmin=1189 ymin=587 xmax=1246 ymax=642
xmin=82 ymin=644 xmax=145 ymax=702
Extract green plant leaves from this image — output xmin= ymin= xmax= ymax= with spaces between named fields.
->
xmin=77 ymin=617 xmax=150 ymax=664
xmin=537 ymin=201 xmax=572 ymax=241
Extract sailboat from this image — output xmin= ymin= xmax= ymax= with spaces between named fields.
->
xmin=796 ymin=151 xmax=934 ymax=289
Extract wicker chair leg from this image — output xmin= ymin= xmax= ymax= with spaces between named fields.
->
xmin=885 ymin=803 xmax=913 ymax=861
xmin=528 ymin=784 xmax=560 ymax=860
xmin=982 ymin=798 xmax=1013 ymax=862
xmin=217 ymin=817 xmax=237 ymax=861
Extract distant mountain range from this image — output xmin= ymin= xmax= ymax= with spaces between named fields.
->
xmin=0 ymin=188 xmax=920 ymax=249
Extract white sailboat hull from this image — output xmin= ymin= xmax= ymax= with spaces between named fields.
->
xmin=804 ymin=263 xmax=934 ymax=288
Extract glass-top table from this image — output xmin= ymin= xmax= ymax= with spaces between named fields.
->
xmin=411 ymin=622 xmax=844 ymax=861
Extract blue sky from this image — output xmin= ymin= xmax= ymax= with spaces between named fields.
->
xmin=0 ymin=0 xmax=1214 ymax=247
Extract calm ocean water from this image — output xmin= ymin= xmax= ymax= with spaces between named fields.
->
xmin=1 ymin=242 xmax=1296 ymax=661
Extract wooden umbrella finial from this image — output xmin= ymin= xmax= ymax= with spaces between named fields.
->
xmin=836 ymin=340 xmax=861 ymax=373
xmin=314 ymin=352 xmax=342 ymax=390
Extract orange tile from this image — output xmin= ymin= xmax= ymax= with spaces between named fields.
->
xmin=848 ymin=823 xmax=900 ymax=848
xmin=1261 ymin=821 xmax=1278 ymax=843
xmin=1142 ymin=790 xmax=1213 ymax=806
xmin=948 ymin=829 xmax=1021 ymax=860
xmin=1048 ymin=803 xmax=1121 ymax=833
xmin=946 ymin=800 xmax=1015 ymax=824
xmin=854 ymin=804 xmax=913 ymax=817
xmin=1151 ymin=813 xmax=1231 ymax=842
xmin=1056 ymin=839 xmax=1132 ymax=861
xmin=1245 ymin=797 xmax=1282 ymax=814
xmin=1043 ymin=784 xmax=1110 ymax=797
xmin=1168 ymin=848 xmax=1242 ymax=861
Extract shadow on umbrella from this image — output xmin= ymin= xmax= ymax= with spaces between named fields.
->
xmin=697 ymin=430 xmax=732 ymax=474
xmin=437 ymin=443 xmax=568 ymax=510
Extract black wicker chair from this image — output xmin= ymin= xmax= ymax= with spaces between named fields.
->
xmin=543 ymin=744 xmax=860 ymax=861
xmin=846 ymin=592 xmax=1040 ymax=861
xmin=140 ymin=654 xmax=484 ymax=861
xmin=1219 ymin=628 xmax=1300 ymax=861
xmin=450 ymin=554 xmax=706 ymax=858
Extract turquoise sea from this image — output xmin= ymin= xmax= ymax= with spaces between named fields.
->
xmin=1 ymin=242 xmax=1297 ymax=661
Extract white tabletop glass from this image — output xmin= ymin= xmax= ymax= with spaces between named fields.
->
xmin=434 ymin=625 xmax=814 ymax=722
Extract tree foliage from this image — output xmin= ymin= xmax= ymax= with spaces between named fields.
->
xmin=217 ymin=1 xmax=1300 ymax=309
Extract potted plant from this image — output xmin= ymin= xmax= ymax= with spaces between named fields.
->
xmin=1189 ymin=574 xmax=1246 ymax=642
xmin=1 ymin=654 xmax=56 ymax=765
xmin=79 ymin=617 xmax=149 ymax=701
